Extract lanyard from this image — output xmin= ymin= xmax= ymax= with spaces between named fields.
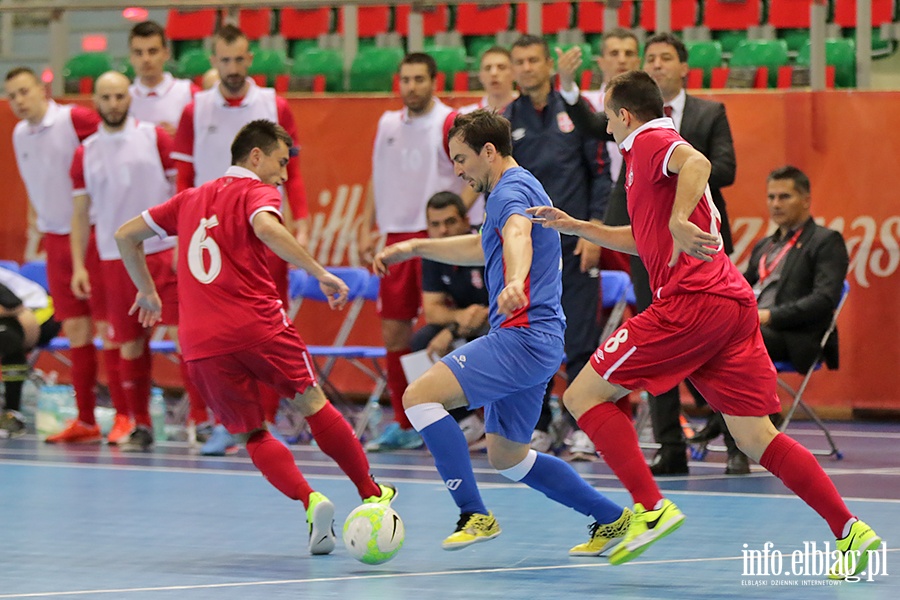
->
xmin=757 ymin=228 xmax=803 ymax=283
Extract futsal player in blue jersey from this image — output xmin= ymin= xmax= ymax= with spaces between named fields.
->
xmin=374 ymin=110 xmax=631 ymax=554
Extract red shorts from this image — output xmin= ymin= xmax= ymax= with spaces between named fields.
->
xmin=377 ymin=231 xmax=427 ymax=320
xmin=590 ymin=293 xmax=780 ymax=417
xmin=185 ymin=328 xmax=318 ymax=434
xmin=102 ymin=250 xmax=179 ymax=343
xmin=44 ymin=231 xmax=107 ymax=321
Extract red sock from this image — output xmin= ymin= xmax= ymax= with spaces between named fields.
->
xmin=102 ymin=349 xmax=128 ymax=416
xmin=69 ymin=344 xmax=97 ymax=425
xmin=578 ymin=402 xmax=663 ymax=508
xmin=386 ymin=349 xmax=412 ymax=429
xmin=759 ymin=433 xmax=854 ymax=537
xmin=179 ymin=356 xmax=209 ymax=425
xmin=615 ymin=396 xmax=632 ymax=419
xmin=306 ymin=401 xmax=380 ymax=499
xmin=120 ymin=351 xmax=152 ymax=428
xmin=247 ymin=430 xmax=314 ymax=507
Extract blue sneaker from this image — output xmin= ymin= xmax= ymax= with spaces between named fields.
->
xmin=365 ymin=422 xmax=424 ymax=452
xmin=201 ymin=425 xmax=238 ymax=456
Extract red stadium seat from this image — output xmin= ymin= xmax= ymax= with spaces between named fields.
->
xmin=577 ymin=1 xmax=635 ymax=34
xmin=238 ymin=9 xmax=272 ymax=41
xmin=394 ymin=5 xmax=449 ymax=37
xmin=640 ymin=0 xmax=698 ymax=32
xmin=687 ymin=68 xmax=704 ymax=88
xmin=710 ymin=66 xmax=730 ymax=88
xmin=834 ymin=0 xmax=895 ymax=27
xmin=768 ymin=0 xmax=812 ymax=29
xmin=456 ymin=3 xmax=513 ymax=36
xmin=776 ymin=65 xmax=837 ymax=88
xmin=703 ymin=0 xmax=761 ymax=31
xmin=165 ymin=9 xmax=218 ymax=41
xmin=280 ymin=8 xmax=332 ymax=40
xmin=338 ymin=6 xmax=391 ymax=38
xmin=515 ymin=3 xmax=573 ymax=35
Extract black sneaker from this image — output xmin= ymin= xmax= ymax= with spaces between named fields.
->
xmin=119 ymin=426 xmax=154 ymax=452
xmin=0 ymin=410 xmax=26 ymax=439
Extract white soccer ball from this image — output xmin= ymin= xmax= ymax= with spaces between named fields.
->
xmin=342 ymin=504 xmax=405 ymax=565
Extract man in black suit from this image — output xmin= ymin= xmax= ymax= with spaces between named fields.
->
xmin=694 ymin=165 xmax=850 ymax=472
xmin=555 ymin=33 xmax=737 ymax=474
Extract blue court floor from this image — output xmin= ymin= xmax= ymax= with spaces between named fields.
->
xmin=1 ymin=421 xmax=899 ymax=599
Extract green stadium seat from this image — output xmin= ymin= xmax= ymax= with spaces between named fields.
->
xmin=729 ymin=39 xmax=789 ymax=87
xmin=116 ymin=57 xmax=135 ymax=80
xmin=292 ymin=48 xmax=344 ymax=92
xmin=63 ymin=52 xmax=114 ymax=93
xmin=426 ymin=46 xmax=469 ymax=81
xmin=466 ymin=36 xmax=499 ymax=61
xmin=249 ymin=48 xmax=289 ymax=87
xmin=713 ymin=30 xmax=748 ymax=55
xmin=349 ymin=47 xmax=404 ymax=92
xmin=780 ymin=29 xmax=810 ymax=54
xmin=685 ymin=40 xmax=723 ymax=87
xmin=176 ymin=48 xmax=211 ymax=80
xmin=797 ymin=39 xmax=856 ymax=88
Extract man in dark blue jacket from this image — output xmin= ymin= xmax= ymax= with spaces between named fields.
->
xmin=504 ymin=34 xmax=611 ymax=458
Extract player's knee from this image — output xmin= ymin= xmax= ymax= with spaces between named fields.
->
xmin=401 ymin=379 xmax=423 ymax=411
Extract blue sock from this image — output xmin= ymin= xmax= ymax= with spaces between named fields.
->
xmin=519 ymin=452 xmax=623 ymax=524
xmin=419 ymin=414 xmax=487 ymax=515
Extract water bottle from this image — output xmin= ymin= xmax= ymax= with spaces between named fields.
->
xmin=150 ymin=387 xmax=166 ymax=442
xmin=356 ymin=395 xmax=383 ymax=439
xmin=36 ymin=384 xmax=74 ymax=438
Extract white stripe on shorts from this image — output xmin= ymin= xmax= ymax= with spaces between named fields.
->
xmin=603 ymin=345 xmax=637 ymax=380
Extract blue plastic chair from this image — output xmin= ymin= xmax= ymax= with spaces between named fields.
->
xmin=19 ymin=261 xmax=49 ymax=291
xmin=0 ymin=259 xmax=20 ymax=273
xmin=599 ymin=270 xmax=635 ymax=342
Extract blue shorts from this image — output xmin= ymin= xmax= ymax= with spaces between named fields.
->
xmin=442 ymin=327 xmax=564 ymax=444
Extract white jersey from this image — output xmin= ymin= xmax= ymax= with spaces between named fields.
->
xmin=12 ymin=101 xmax=91 ymax=233
xmin=0 ymin=266 xmax=48 ymax=310
xmin=186 ymin=80 xmax=278 ymax=186
xmin=129 ymin=72 xmax=194 ymax=128
xmin=73 ymin=118 xmax=176 ymax=260
xmin=371 ymin=99 xmax=463 ymax=233
xmin=583 ymin=86 xmax=624 ymax=184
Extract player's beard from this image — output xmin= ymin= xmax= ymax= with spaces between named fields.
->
xmin=100 ymin=110 xmax=128 ymax=128
xmin=222 ymin=74 xmax=246 ymax=96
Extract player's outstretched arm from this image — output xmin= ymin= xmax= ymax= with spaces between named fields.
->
xmin=253 ymin=211 xmax=349 ymax=309
xmin=374 ymin=233 xmax=485 ymax=277
xmin=527 ymin=206 xmax=638 ymax=255
xmin=115 ymin=216 xmax=163 ymax=327
xmin=666 ymin=144 xmax=721 ymax=266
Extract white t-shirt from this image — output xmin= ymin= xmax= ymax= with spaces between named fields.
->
xmin=11 ymin=101 xmax=96 ymax=233
xmin=371 ymin=99 xmax=464 ymax=233
xmin=129 ymin=72 xmax=195 ymax=128
xmin=184 ymin=81 xmax=278 ymax=186
xmin=0 ymin=266 xmax=48 ymax=310
xmin=71 ymin=118 xmax=176 ymax=260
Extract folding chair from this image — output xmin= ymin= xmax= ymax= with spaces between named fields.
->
xmin=289 ymin=268 xmax=387 ymax=439
xmin=772 ymin=280 xmax=850 ymax=459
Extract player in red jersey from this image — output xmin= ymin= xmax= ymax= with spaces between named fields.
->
xmin=528 ymin=71 xmax=881 ymax=578
xmin=114 ymin=120 xmax=395 ymax=555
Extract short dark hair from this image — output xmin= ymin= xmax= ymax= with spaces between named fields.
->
xmin=215 ymin=24 xmax=247 ymax=46
xmin=448 ymin=110 xmax=513 ymax=157
xmin=231 ymin=119 xmax=293 ymax=164
xmin=426 ymin=191 xmax=467 ymax=218
xmin=644 ymin=32 xmax=688 ymax=63
xmin=511 ymin=34 xmax=551 ymax=59
xmin=601 ymin=28 xmax=640 ymax=54
xmin=129 ymin=20 xmax=167 ymax=45
xmin=480 ymin=46 xmax=512 ymax=64
xmin=768 ymin=165 xmax=811 ymax=196
xmin=400 ymin=52 xmax=437 ymax=79
xmin=606 ymin=70 xmax=664 ymax=122
xmin=5 ymin=66 xmax=39 ymax=83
